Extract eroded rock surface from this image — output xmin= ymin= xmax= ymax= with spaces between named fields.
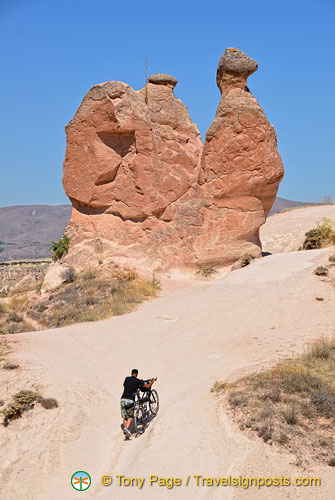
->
xmin=61 ymin=48 xmax=284 ymax=272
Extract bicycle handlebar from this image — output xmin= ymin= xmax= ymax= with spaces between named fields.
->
xmin=143 ymin=377 xmax=157 ymax=384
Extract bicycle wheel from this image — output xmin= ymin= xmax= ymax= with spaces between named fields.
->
xmin=149 ymin=389 xmax=159 ymax=415
xmin=134 ymin=406 xmax=145 ymax=435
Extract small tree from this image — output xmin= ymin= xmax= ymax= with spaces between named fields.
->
xmin=50 ymin=234 xmax=70 ymax=261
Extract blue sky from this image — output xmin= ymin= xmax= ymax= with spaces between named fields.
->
xmin=0 ymin=0 xmax=334 ymax=207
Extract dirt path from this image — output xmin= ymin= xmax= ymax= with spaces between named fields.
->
xmin=1 ymin=248 xmax=335 ymax=499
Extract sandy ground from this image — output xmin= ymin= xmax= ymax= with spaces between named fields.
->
xmin=260 ymin=204 xmax=335 ymax=254
xmin=1 ymin=208 xmax=335 ymax=499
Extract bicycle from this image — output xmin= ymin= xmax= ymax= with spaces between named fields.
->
xmin=133 ymin=378 xmax=159 ymax=435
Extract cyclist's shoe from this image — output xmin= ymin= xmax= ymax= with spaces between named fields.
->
xmin=123 ymin=427 xmax=132 ymax=438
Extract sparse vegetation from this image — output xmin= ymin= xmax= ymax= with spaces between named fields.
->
xmin=212 ymin=337 xmax=335 ymax=466
xmin=24 ymin=264 xmax=158 ymax=329
xmin=241 ymin=254 xmax=256 ymax=268
xmin=229 ymin=391 xmax=248 ymax=408
xmin=0 ymin=261 xmax=49 ymax=299
xmin=318 ymin=195 xmax=335 ymax=205
xmin=8 ymin=312 xmax=23 ymax=323
xmin=1 ymin=390 xmax=58 ymax=426
xmin=303 ymin=218 xmax=335 ymax=250
xmin=3 ymin=362 xmax=19 ymax=370
xmin=50 ymin=234 xmax=70 ymax=261
xmin=39 ymin=397 xmax=58 ymax=409
xmin=0 ymin=296 xmax=35 ymax=334
xmin=0 ymin=263 xmax=158 ymax=332
xmin=307 ymin=337 xmax=335 ymax=360
xmin=314 ymin=266 xmax=329 ymax=277
xmin=81 ymin=268 xmax=96 ymax=281
xmin=151 ymin=271 xmax=161 ymax=289
xmin=283 ymin=404 xmax=298 ymax=425
xmin=211 ymin=381 xmax=227 ymax=393
xmin=196 ymin=264 xmax=217 ymax=278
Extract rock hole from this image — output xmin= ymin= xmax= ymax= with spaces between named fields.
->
xmin=97 ymin=131 xmax=136 ymax=158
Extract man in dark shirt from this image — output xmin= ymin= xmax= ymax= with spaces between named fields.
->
xmin=120 ymin=369 xmax=156 ymax=438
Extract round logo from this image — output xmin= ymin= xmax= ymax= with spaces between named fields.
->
xmin=71 ymin=471 xmax=91 ymax=491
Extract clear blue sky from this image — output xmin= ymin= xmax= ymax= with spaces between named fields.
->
xmin=0 ymin=0 xmax=334 ymax=207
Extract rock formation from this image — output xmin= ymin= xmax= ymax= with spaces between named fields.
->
xmin=60 ymin=48 xmax=284 ymax=272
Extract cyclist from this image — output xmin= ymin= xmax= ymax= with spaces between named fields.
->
xmin=120 ymin=369 xmax=156 ymax=438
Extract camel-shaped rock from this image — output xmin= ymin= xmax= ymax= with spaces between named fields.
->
xmin=61 ymin=48 xmax=284 ymax=272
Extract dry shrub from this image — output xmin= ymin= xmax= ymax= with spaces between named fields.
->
xmin=39 ymin=397 xmax=58 ymax=409
xmin=81 ymin=268 xmax=97 ymax=281
xmin=241 ymin=254 xmax=256 ymax=268
xmin=314 ymin=266 xmax=329 ymax=277
xmin=211 ymin=381 xmax=227 ymax=393
xmin=2 ymin=265 xmax=157 ymax=331
xmin=2 ymin=390 xmax=40 ymax=426
xmin=3 ymin=362 xmax=19 ymax=370
xmin=28 ymin=269 xmax=158 ymax=328
xmin=307 ymin=337 xmax=335 ymax=360
xmin=229 ymin=392 xmax=248 ymax=408
xmin=2 ymin=390 xmax=58 ymax=426
xmin=196 ymin=265 xmax=217 ymax=277
xmin=303 ymin=218 xmax=335 ymax=250
xmin=8 ymin=312 xmax=23 ymax=323
xmin=283 ymin=404 xmax=298 ymax=425
xmin=214 ymin=337 xmax=335 ymax=466
xmin=7 ymin=296 xmax=27 ymax=312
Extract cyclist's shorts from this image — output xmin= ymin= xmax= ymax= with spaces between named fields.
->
xmin=120 ymin=398 xmax=134 ymax=419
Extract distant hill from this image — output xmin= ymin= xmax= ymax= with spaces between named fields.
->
xmin=0 ymin=198 xmax=313 ymax=261
xmin=269 ymin=197 xmax=314 ymax=215
xmin=0 ymin=205 xmax=72 ymax=261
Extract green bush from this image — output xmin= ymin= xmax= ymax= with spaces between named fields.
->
xmin=50 ymin=234 xmax=70 ymax=261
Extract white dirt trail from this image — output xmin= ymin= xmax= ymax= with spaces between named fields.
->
xmin=1 ymin=248 xmax=335 ymax=500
